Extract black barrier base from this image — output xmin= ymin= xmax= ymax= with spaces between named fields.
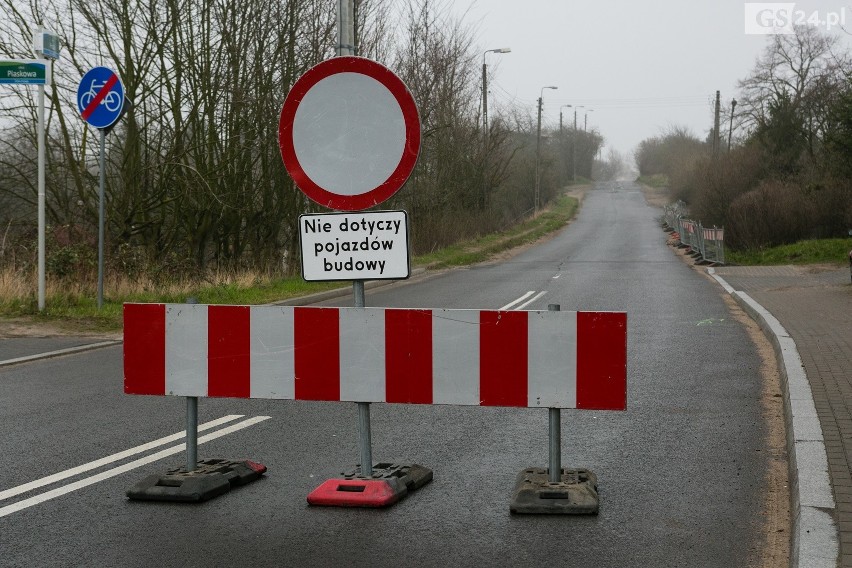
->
xmin=344 ymin=462 xmax=433 ymax=491
xmin=510 ymin=467 xmax=599 ymax=515
xmin=307 ymin=463 xmax=432 ymax=508
xmin=126 ymin=459 xmax=266 ymax=503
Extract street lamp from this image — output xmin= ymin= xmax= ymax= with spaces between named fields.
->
xmin=584 ymin=108 xmax=594 ymax=132
xmin=482 ymin=47 xmax=511 ymax=149
xmin=728 ymin=99 xmax=737 ymax=152
xmin=572 ymin=105 xmax=584 ymax=182
xmin=481 ymin=48 xmax=510 ymax=209
xmin=559 ymin=104 xmax=572 ymax=134
xmin=535 ymin=85 xmax=558 ymax=213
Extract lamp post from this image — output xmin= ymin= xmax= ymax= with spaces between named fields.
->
xmin=572 ymin=105 xmax=584 ymax=182
xmin=728 ymin=99 xmax=737 ymax=152
xmin=535 ymin=85 xmax=558 ymax=213
xmin=584 ymin=108 xmax=594 ymax=132
xmin=482 ymin=47 xmax=511 ymax=150
xmin=559 ymin=104 xmax=572 ymax=135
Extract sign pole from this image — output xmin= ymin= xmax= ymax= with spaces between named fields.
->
xmin=37 ymin=79 xmax=46 ymax=311
xmin=33 ymin=26 xmax=59 ymax=311
xmin=354 ymin=280 xmax=373 ymax=477
xmin=337 ymin=0 xmax=373 ymax=477
xmin=76 ymin=66 xmax=127 ymax=310
xmin=97 ymin=128 xmax=105 ymax=309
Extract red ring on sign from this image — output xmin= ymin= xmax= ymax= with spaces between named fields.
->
xmin=279 ymin=56 xmax=421 ymax=211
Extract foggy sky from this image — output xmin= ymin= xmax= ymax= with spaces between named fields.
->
xmin=452 ymin=0 xmax=852 ymax=161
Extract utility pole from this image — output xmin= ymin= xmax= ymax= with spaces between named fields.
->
xmin=572 ymin=108 xmax=578 ymax=182
xmin=534 ymin=85 xmax=558 ymax=212
xmin=728 ymin=98 xmax=737 ymax=152
xmin=713 ymin=90 xmax=721 ymax=158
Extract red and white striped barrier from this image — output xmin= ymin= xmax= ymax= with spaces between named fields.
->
xmin=124 ymin=304 xmax=626 ymax=410
xmin=702 ymin=227 xmax=724 ymax=241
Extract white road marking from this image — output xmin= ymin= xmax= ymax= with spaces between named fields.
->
xmin=552 ymin=274 xmax=561 ymax=279
xmin=0 ymin=415 xmax=270 ymax=518
xmin=499 ymin=291 xmax=535 ymax=311
xmin=0 ymin=414 xmax=245 ymax=502
xmin=515 ymin=291 xmax=547 ymax=310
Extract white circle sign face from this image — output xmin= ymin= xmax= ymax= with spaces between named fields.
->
xmin=279 ymin=56 xmax=421 ymax=211
xmin=292 ymin=72 xmax=406 ymax=197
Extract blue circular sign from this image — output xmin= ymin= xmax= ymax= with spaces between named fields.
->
xmin=77 ymin=67 xmax=124 ymax=129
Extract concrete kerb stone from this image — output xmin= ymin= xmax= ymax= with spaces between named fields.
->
xmin=707 ymin=267 xmax=838 ymax=568
xmin=0 ymin=340 xmax=122 ymax=368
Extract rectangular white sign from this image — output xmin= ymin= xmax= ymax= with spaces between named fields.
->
xmin=299 ymin=210 xmax=410 ymax=281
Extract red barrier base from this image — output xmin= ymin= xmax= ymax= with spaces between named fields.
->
xmin=307 ymin=477 xmax=406 ymax=507
xmin=510 ymin=467 xmax=599 ymax=515
xmin=307 ymin=463 xmax=432 ymax=508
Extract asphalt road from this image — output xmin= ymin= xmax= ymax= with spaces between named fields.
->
xmin=0 ymin=181 xmax=771 ymax=567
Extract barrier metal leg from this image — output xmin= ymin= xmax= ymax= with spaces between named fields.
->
xmin=510 ymin=303 xmax=599 ymax=515
xmin=307 ymin=279 xmax=433 ymax=507
xmin=548 ymin=408 xmax=561 ymax=483
xmin=547 ymin=304 xmax=562 ymax=484
xmin=186 ymin=396 xmax=198 ymax=472
xmin=358 ymin=402 xmax=373 ymax=477
xmin=126 ymin=383 xmax=266 ymax=503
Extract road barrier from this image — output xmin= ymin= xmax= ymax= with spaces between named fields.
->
xmin=124 ymin=303 xmax=627 ymax=510
xmin=663 ymin=203 xmax=725 ymax=265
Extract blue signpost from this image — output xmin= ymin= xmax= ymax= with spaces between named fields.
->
xmin=77 ymin=67 xmax=126 ymax=309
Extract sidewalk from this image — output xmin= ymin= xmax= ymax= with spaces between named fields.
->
xmin=713 ymin=264 xmax=852 ymax=567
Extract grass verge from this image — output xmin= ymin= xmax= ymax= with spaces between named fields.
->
xmin=728 ymin=238 xmax=852 ymax=266
xmin=414 ymin=194 xmax=577 ymax=268
xmin=636 ymin=174 xmax=669 ymax=188
xmin=0 ymin=195 xmax=579 ymax=332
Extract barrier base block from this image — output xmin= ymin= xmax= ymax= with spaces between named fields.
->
xmin=510 ymin=467 xmax=599 ymax=515
xmin=307 ymin=463 xmax=432 ymax=508
xmin=126 ymin=458 xmax=267 ymax=503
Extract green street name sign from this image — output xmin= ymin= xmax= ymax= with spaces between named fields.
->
xmin=0 ymin=60 xmax=47 ymax=85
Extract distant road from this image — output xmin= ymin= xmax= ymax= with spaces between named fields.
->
xmin=0 ymin=181 xmax=773 ymax=567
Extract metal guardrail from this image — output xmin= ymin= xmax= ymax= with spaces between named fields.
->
xmin=662 ymin=202 xmax=725 ymax=265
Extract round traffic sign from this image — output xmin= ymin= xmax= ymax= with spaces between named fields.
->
xmin=77 ymin=67 xmax=125 ymax=129
xmin=279 ymin=57 xmax=421 ymax=211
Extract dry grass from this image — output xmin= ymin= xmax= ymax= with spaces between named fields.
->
xmin=0 ymin=266 xmax=266 ymax=302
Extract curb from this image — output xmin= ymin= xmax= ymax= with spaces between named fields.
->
xmin=0 ymin=340 xmax=122 ymax=368
xmin=707 ymin=268 xmax=838 ymax=568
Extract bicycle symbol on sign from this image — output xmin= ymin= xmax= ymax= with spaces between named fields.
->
xmin=79 ymin=79 xmax=121 ymax=112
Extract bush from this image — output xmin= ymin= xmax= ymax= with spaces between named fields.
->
xmin=670 ymin=144 xmax=767 ymax=225
xmin=726 ymin=180 xmax=815 ymax=249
